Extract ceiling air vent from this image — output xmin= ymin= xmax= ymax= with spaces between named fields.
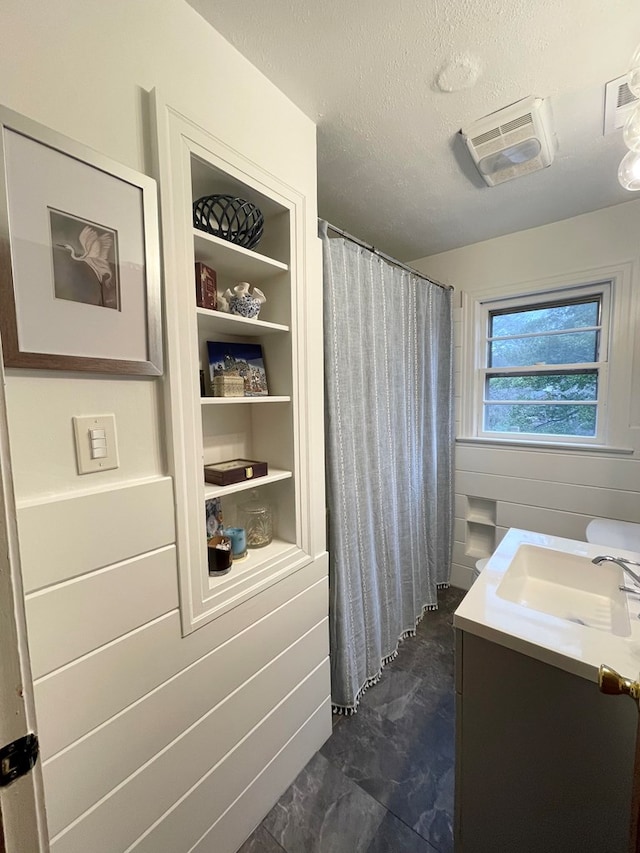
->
xmin=461 ymin=97 xmax=555 ymax=187
xmin=604 ymin=75 xmax=640 ymax=134
xmin=500 ymin=113 xmax=533 ymax=134
xmin=471 ymin=127 xmax=501 ymax=147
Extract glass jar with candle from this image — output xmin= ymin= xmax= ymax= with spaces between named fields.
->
xmin=238 ymin=491 xmax=273 ymax=548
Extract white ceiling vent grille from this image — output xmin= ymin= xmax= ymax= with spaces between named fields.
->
xmin=499 ymin=113 xmax=533 ymax=134
xmin=471 ymin=127 xmax=501 ymax=146
xmin=604 ymin=75 xmax=640 ymax=134
xmin=618 ymin=81 xmax=636 ymax=108
xmin=461 ymin=97 xmax=555 ymax=187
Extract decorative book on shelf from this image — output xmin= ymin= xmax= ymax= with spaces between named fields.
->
xmin=207 ymin=341 xmax=268 ymax=397
xmin=195 ymin=262 xmax=217 ymax=310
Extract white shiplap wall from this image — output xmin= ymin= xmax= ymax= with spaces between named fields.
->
xmin=19 ymin=480 xmax=329 ymax=853
xmin=1 ymin=1 xmax=330 ymax=851
xmin=413 ymin=201 xmax=640 ymax=588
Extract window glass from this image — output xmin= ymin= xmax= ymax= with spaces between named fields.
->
xmin=486 ymin=372 xmax=598 ymax=402
xmin=484 ymin=403 xmax=597 ymax=436
xmin=489 ymin=331 xmax=598 ymax=367
xmin=477 ymin=286 xmax=609 ymax=442
xmin=490 ymin=299 xmax=599 ymax=337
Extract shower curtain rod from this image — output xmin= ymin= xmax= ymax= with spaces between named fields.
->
xmin=325 ymin=222 xmax=453 ymax=292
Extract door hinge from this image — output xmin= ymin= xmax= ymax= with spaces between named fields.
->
xmin=0 ymin=733 xmax=39 ymax=787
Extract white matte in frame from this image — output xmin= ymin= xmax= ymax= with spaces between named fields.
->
xmin=0 ymin=104 xmax=163 ymax=375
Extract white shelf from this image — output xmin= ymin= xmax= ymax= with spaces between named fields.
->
xmin=193 ymin=230 xmax=288 ymax=280
xmin=196 ymin=307 xmax=289 ymax=336
xmin=466 ymin=497 xmax=497 ymax=527
xmin=201 ymin=396 xmax=291 ymax=405
xmin=207 ymin=538 xmax=296 ymax=590
xmin=465 ymin=519 xmax=496 ymax=559
xmin=203 ymin=468 xmax=293 ymax=499
xmin=466 ymin=514 xmax=496 ymax=527
xmin=465 ymin=545 xmax=493 ymax=560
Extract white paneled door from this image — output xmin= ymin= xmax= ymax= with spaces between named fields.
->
xmin=0 ymin=358 xmax=48 ymax=852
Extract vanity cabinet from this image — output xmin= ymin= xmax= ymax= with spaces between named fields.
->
xmin=455 ymin=630 xmax=637 ymax=852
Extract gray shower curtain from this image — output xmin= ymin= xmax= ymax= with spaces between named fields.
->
xmin=320 ymin=221 xmax=454 ymax=714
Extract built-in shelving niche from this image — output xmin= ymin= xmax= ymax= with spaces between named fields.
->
xmin=154 ymin=96 xmax=312 ymax=634
xmin=464 ymin=496 xmax=497 ymax=559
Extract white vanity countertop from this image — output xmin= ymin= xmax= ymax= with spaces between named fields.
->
xmin=453 ymin=528 xmax=640 ymax=684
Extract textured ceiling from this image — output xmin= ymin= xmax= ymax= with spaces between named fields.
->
xmin=187 ymin=0 xmax=640 ymax=260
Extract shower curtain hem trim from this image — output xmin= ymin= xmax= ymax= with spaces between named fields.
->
xmin=330 ymin=595 xmax=445 ymax=715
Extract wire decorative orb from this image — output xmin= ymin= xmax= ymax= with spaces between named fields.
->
xmin=193 ymin=195 xmax=264 ymax=250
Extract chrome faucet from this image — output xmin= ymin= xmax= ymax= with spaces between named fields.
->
xmin=592 ymin=554 xmax=640 ymax=587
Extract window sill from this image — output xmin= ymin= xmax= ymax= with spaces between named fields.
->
xmin=456 ymin=436 xmax=635 ymax=456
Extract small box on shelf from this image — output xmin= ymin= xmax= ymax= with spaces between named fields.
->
xmin=211 ymin=375 xmax=244 ymax=397
xmin=204 ymin=458 xmax=268 ymax=486
xmin=195 ymin=262 xmax=217 ymax=310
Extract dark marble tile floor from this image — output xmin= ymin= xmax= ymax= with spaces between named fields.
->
xmin=238 ymin=586 xmax=466 ymax=853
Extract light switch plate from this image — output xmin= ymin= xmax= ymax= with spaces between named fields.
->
xmin=72 ymin=415 xmax=119 ymax=474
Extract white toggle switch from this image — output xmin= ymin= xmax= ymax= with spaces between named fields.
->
xmin=73 ymin=415 xmax=119 ymax=474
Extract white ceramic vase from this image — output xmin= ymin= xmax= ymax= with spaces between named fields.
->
xmin=224 ymin=282 xmax=267 ymax=319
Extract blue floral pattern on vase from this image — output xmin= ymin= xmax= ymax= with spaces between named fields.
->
xmin=224 ymin=283 xmax=266 ymax=320
xmin=229 ymin=294 xmax=261 ymax=318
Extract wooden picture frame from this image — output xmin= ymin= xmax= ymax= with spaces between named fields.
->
xmin=0 ymin=104 xmax=162 ymax=375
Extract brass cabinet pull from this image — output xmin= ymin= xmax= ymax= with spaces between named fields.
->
xmin=599 ymin=665 xmax=640 ymax=705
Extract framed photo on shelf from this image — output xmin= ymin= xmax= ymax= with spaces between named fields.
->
xmin=207 ymin=340 xmax=268 ymax=396
xmin=205 ymin=497 xmax=224 ymax=538
xmin=0 ymin=104 xmax=162 ymax=375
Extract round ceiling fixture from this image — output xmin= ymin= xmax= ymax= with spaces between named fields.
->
xmin=619 ymin=42 xmax=640 ymax=191
xmin=435 ymin=54 xmax=481 ymax=93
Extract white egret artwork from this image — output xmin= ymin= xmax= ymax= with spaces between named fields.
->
xmin=49 ymin=209 xmax=121 ymax=310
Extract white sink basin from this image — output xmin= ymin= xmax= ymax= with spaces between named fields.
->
xmin=496 ymin=543 xmax=631 ymax=637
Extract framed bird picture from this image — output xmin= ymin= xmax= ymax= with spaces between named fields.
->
xmin=0 ymin=104 xmax=162 ymax=375
xmin=49 ymin=210 xmax=121 ymax=311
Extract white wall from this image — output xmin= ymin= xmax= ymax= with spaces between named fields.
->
xmin=0 ymin=1 xmax=329 ymax=851
xmin=413 ymin=201 xmax=640 ymax=588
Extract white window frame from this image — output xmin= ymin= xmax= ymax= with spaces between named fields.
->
xmin=459 ymin=264 xmax=636 ymax=453
xmin=477 ymin=282 xmax=610 ymax=445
